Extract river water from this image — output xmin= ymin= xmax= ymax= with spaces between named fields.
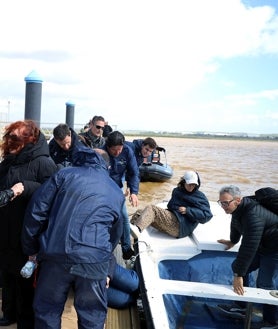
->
xmin=127 ymin=137 xmax=277 ymax=214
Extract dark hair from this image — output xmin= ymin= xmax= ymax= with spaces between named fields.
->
xmin=142 ymin=137 xmax=157 ymax=149
xmin=53 ymin=124 xmax=71 ymax=140
xmin=106 ymin=131 xmax=125 ymax=147
xmin=1 ymin=120 xmax=40 ymax=157
xmin=103 ymin=124 xmax=113 ymax=138
xmin=91 ymin=116 xmax=105 ymax=125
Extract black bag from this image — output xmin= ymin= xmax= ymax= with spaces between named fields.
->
xmin=252 ymin=187 xmax=278 ymax=215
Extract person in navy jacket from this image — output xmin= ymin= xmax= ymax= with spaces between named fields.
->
xmin=102 ymin=131 xmax=140 ymax=260
xmin=21 ymin=144 xmax=124 ymax=329
xmin=131 ymin=171 xmax=212 ymax=238
xmin=125 ymin=137 xmax=157 ymax=167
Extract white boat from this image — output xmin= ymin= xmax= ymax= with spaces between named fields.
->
xmin=131 ymin=201 xmax=278 ymax=329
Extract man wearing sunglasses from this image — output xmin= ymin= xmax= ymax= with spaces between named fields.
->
xmin=217 ymin=185 xmax=278 ymax=329
xmin=79 ymin=115 xmax=106 ymax=148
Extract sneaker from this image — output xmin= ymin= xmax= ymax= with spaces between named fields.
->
xmin=125 ymin=255 xmax=137 ymax=269
xmin=217 ymin=304 xmax=246 ymax=319
xmin=122 ymin=248 xmax=135 ymax=260
xmin=130 ymin=223 xmax=141 ymax=239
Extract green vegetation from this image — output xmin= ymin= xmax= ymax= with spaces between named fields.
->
xmin=121 ymin=130 xmax=278 ymax=141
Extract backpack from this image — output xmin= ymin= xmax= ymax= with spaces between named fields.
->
xmin=249 ymin=187 xmax=278 ymax=215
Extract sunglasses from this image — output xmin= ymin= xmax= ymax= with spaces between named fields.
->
xmin=4 ymin=133 xmax=21 ymax=141
xmin=95 ymin=125 xmax=104 ymax=130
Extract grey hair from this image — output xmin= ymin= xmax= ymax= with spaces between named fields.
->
xmin=219 ymin=185 xmax=241 ymax=197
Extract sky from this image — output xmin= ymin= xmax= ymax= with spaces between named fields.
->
xmin=0 ymin=0 xmax=278 ymax=134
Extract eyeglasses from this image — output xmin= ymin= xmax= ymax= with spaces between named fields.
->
xmin=95 ymin=125 xmax=104 ymax=130
xmin=217 ymin=199 xmax=234 ymax=207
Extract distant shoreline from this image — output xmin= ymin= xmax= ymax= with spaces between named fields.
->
xmin=1 ymin=122 xmax=276 ymax=142
xmin=122 ymin=131 xmax=278 ymax=142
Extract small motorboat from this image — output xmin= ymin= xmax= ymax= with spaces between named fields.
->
xmin=139 ymin=147 xmax=173 ymax=182
xmin=131 ymin=201 xmax=278 ymax=329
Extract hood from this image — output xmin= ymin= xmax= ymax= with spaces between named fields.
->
xmin=72 ymin=144 xmax=108 ymax=170
xmin=10 ymin=131 xmax=49 ymax=165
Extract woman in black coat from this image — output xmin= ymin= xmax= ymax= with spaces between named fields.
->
xmin=0 ymin=120 xmax=58 ymax=328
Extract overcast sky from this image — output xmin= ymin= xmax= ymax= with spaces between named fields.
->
xmin=0 ymin=0 xmax=278 ymax=134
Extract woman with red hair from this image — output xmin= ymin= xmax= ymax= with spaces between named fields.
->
xmin=0 ymin=120 xmax=58 ymax=328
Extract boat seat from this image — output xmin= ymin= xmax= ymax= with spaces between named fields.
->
xmin=158 ymin=279 xmax=278 ymax=329
xmin=161 ymin=279 xmax=278 ymax=306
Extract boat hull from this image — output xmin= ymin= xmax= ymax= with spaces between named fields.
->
xmin=139 ymin=163 xmax=173 ymax=182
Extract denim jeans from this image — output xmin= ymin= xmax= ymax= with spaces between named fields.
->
xmin=120 ymin=202 xmax=131 ymax=253
xmin=244 ymin=250 xmax=278 ymax=324
xmin=107 ymin=263 xmax=139 ymax=309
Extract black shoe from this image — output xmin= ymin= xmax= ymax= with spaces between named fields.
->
xmin=0 ymin=317 xmax=16 ymax=326
xmin=217 ymin=304 xmax=246 ymax=319
xmin=122 ymin=248 xmax=135 ymax=260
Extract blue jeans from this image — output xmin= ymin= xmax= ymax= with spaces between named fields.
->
xmin=120 ymin=202 xmax=131 ymax=253
xmin=107 ymin=263 xmax=139 ymax=309
xmin=34 ymin=261 xmax=107 ymax=329
xmin=244 ymin=251 xmax=278 ymax=324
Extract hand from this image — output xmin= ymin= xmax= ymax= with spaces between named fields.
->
xmin=106 ymin=277 xmax=110 ymax=288
xmin=217 ymin=239 xmax=235 ymax=250
xmin=178 ymin=206 xmax=186 ymax=214
xmin=233 ymin=276 xmax=244 ymax=295
xmin=11 ymin=182 xmax=24 ymax=199
xmin=129 ymin=194 xmax=139 ymax=207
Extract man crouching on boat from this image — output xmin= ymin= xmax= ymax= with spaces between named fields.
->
xmin=217 ymin=185 xmax=278 ymax=328
xmin=21 ymin=145 xmax=125 ymax=329
xmin=130 ymin=170 xmax=212 ymax=238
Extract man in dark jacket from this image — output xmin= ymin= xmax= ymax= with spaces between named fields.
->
xmin=22 ymin=145 xmax=124 ymax=329
xmin=102 ymin=131 xmax=140 ymax=260
xmin=79 ymin=115 xmax=106 ymax=148
xmin=125 ymin=137 xmax=157 ymax=167
xmin=217 ymin=185 xmax=278 ymax=328
xmin=49 ymin=123 xmax=84 ymax=167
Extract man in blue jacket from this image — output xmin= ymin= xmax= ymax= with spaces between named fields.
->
xmin=125 ymin=137 xmax=157 ymax=167
xmin=21 ymin=145 xmax=125 ymax=329
xmin=102 ymin=131 xmax=140 ymax=260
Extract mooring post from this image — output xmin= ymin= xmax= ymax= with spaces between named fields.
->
xmin=65 ymin=101 xmax=75 ymax=129
xmin=24 ymin=70 xmax=43 ymax=128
